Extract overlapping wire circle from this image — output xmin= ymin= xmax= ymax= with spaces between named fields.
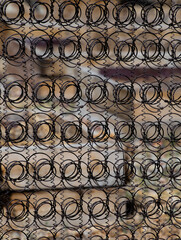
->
xmin=0 ymin=0 xmax=181 ymax=239
xmin=1 ymin=30 xmax=181 ymax=68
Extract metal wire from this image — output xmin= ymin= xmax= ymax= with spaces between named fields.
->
xmin=0 ymin=0 xmax=181 ymax=239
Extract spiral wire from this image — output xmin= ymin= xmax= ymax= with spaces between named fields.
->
xmin=0 ymin=0 xmax=181 ymax=239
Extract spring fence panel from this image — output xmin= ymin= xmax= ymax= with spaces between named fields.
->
xmin=0 ymin=0 xmax=180 ymax=239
